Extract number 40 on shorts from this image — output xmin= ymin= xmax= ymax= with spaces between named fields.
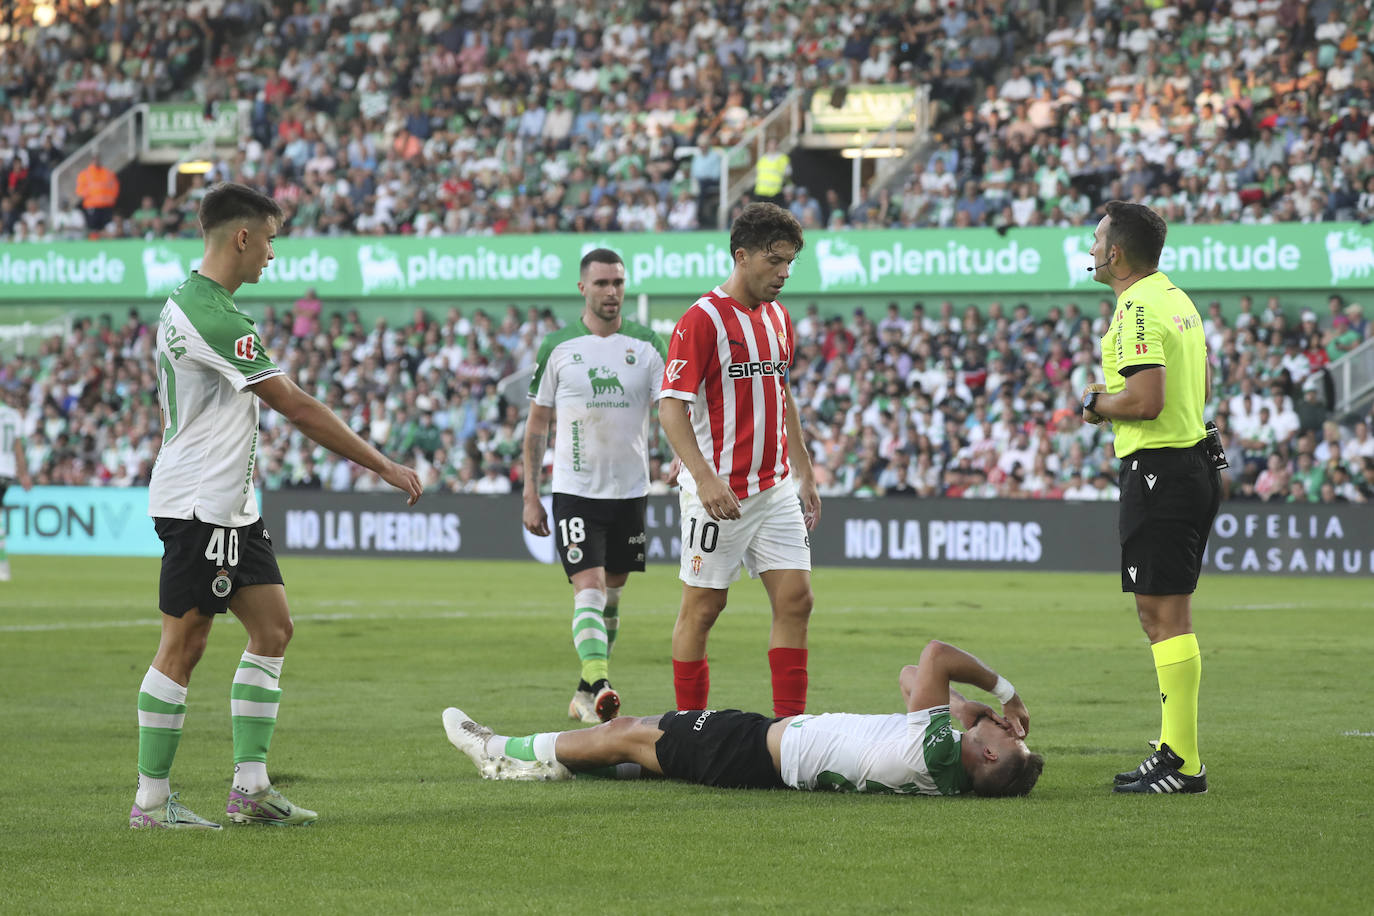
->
xmin=205 ymin=527 xmax=240 ymax=567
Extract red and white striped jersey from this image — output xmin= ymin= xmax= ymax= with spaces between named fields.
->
xmin=659 ymin=287 xmax=795 ymax=500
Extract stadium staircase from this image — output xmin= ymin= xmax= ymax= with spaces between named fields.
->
xmin=47 ymin=105 xmax=141 ymax=227
xmin=1331 ymin=336 xmax=1374 ymax=419
xmin=715 ymin=90 xmax=807 ymax=228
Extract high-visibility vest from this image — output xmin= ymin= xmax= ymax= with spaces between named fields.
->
xmin=76 ymin=165 xmax=119 ymax=209
xmin=754 ymin=152 xmax=789 ymax=197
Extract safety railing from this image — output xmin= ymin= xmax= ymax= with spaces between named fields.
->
xmin=49 ymin=104 xmax=143 ymax=228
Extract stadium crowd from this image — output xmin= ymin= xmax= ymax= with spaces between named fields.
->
xmin=4 ymin=0 xmax=1373 ymax=242
xmin=5 ymin=290 xmax=1373 ymax=506
xmin=4 ymin=0 xmax=1023 ymax=242
xmin=0 ymin=0 xmax=245 ymax=238
xmin=24 ymin=0 xmax=1374 ymax=240
xmin=2 ymin=0 xmax=1374 ymax=506
xmin=854 ymin=0 xmax=1374 ymax=229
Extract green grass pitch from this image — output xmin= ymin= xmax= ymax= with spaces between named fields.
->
xmin=1 ymin=555 xmax=1370 ymax=914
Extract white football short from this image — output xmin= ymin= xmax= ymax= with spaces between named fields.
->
xmin=677 ymin=475 xmax=811 ymax=588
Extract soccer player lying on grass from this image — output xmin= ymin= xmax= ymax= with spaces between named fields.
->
xmin=443 ymin=640 xmax=1043 ymax=797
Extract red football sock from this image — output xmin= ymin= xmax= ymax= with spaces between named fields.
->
xmin=769 ymin=647 xmax=808 ymax=716
xmin=673 ymin=657 xmax=710 ymax=710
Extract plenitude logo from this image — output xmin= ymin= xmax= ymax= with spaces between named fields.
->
xmin=0 ymin=249 xmax=128 ymax=286
xmin=3 ymin=225 xmax=1371 ymax=301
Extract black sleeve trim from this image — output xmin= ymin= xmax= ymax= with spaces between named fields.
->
xmin=1119 ymin=364 xmax=1163 ymax=378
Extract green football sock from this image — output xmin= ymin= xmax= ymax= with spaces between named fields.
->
xmin=231 ymin=651 xmax=283 ymax=774
xmin=137 ymin=667 xmax=186 ymax=780
xmin=604 ymin=586 xmax=623 ymax=654
xmin=1152 ymin=633 xmax=1202 ymax=776
xmin=504 ymin=732 xmax=560 ymax=763
xmin=604 ymin=585 xmax=622 ymax=654
xmin=572 ymin=588 xmax=609 ymax=684
xmin=136 ymin=666 xmax=186 ymax=808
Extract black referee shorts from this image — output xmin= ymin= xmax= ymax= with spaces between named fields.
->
xmin=1117 ymin=442 xmax=1221 ymax=595
xmin=655 ymin=709 xmax=786 ymax=790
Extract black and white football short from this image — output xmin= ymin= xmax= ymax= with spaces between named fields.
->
xmin=154 ymin=517 xmax=284 ymax=617
xmin=551 ymin=493 xmax=647 ymax=579
xmin=654 ymin=709 xmax=786 ymax=790
xmin=1117 ymin=441 xmax=1221 ymax=595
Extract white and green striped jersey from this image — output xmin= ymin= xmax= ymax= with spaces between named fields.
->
xmin=148 ymin=272 xmax=283 ymax=527
xmin=529 ymin=319 xmax=667 ymax=500
xmin=0 ymin=403 xmax=24 ymax=479
xmin=779 ymin=705 xmax=973 ymax=796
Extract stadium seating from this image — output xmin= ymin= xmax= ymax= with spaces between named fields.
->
xmin=870 ymin=0 xmax=1374 ymax=229
xmin=2 ymin=1 xmax=1373 ymax=503
xmin=6 ymin=296 xmax=1373 ymax=504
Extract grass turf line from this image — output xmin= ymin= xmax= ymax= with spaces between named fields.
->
xmin=0 ymin=556 xmax=1370 ymax=914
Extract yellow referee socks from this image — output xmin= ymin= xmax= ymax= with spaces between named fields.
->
xmin=1152 ymin=633 xmax=1202 ymax=776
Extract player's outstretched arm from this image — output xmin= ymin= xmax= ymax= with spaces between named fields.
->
xmin=900 ymin=640 xmax=1029 ymax=737
xmin=252 ymin=375 xmax=422 ymax=505
xmin=13 ymin=436 xmax=32 ymax=490
xmin=521 ymin=403 xmax=553 ymax=536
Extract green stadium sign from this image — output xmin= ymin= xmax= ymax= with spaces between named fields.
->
xmin=1 ymin=224 xmax=1371 ymax=302
xmin=809 ymin=85 xmax=922 ymax=133
xmin=143 ymin=102 xmax=245 ymax=149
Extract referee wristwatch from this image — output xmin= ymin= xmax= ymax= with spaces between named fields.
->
xmin=1082 ymin=391 xmax=1101 ymax=414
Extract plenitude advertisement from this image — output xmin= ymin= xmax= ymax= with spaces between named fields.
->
xmin=3 ymin=223 xmax=1372 ymax=302
xmin=9 ymin=489 xmax=1372 ymax=577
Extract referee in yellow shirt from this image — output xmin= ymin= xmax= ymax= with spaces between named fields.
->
xmin=1080 ymin=201 xmax=1222 ymax=795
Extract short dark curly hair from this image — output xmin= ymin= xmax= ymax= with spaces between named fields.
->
xmin=729 ymin=202 xmax=805 ymax=258
xmin=1104 ymin=200 xmax=1167 ymax=270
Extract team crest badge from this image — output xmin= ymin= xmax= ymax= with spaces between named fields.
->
xmin=777 ymin=330 xmax=786 ymax=348
xmin=567 ymin=546 xmax=583 ymax=564
xmin=211 ymin=569 xmax=232 ymax=598
xmin=625 ymin=349 xmax=636 ymax=365
xmin=690 ymin=555 xmax=703 ymax=575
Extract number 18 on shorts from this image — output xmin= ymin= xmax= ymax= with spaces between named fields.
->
xmin=551 ymin=494 xmax=648 ymax=579
xmin=677 ymin=479 xmax=811 ymax=588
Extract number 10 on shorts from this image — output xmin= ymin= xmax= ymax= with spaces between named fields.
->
xmin=686 ymin=517 xmax=719 ymax=552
